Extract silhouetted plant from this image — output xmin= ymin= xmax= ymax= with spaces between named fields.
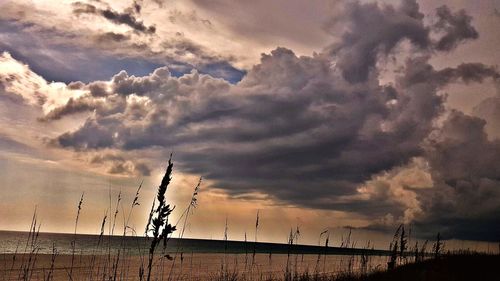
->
xmin=167 ymin=177 xmax=202 ymax=281
xmin=433 ymin=232 xmax=443 ymax=259
xmin=399 ymin=225 xmax=407 ymax=264
xmin=323 ymin=232 xmax=330 ymax=274
xmin=252 ymin=210 xmax=260 ymax=266
xmin=145 ymin=156 xmax=176 ymax=281
xmin=69 ymin=193 xmax=84 ymax=279
xmin=387 ymin=224 xmax=402 ymax=270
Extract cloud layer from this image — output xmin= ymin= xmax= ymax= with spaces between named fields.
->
xmin=0 ymin=0 xmax=244 ymax=83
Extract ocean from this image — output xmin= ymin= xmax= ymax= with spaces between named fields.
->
xmin=0 ymin=230 xmax=389 ymax=256
xmin=0 ymin=231 xmax=393 ymax=280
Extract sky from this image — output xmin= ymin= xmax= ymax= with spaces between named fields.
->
xmin=1 ymin=0 xmax=500 ymax=249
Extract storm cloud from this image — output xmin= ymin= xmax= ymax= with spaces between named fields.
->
xmin=433 ymin=5 xmax=479 ymax=51
xmin=72 ymin=2 xmax=156 ymax=34
xmin=414 ymin=111 xmax=500 ymax=241
xmin=325 ymin=0 xmax=429 ymax=83
xmin=40 ymin=2 xmax=496 ymax=216
xmin=3 ymin=0 xmax=500 ymax=241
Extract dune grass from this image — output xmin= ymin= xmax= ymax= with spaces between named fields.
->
xmin=1 ymin=158 xmax=498 ymax=281
xmin=333 ymin=254 xmax=500 ymax=281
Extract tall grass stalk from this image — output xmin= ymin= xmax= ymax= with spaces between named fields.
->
xmin=145 ymin=156 xmax=176 ymax=281
xmin=45 ymin=242 xmax=57 ymax=281
xmin=252 ymin=210 xmax=259 ymax=266
xmin=8 ymin=241 xmax=20 ymax=281
xmin=433 ymin=232 xmax=443 ymax=259
xmin=89 ymin=212 xmax=107 ymax=281
xmin=387 ymin=224 xmax=402 ymax=270
xmin=399 ymin=225 xmax=407 ymax=264
xmin=19 ymin=208 xmax=41 ymax=281
xmin=16 ymin=208 xmax=35 ymax=280
xmin=120 ymin=182 xmax=143 ymax=281
xmin=323 ymin=232 xmax=330 ymax=274
xmin=244 ymin=232 xmax=248 ymax=271
xmin=69 ymin=193 xmax=84 ymax=280
xmin=167 ymin=177 xmax=202 ymax=281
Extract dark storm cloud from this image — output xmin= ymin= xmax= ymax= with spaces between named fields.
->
xmin=437 ymin=63 xmax=500 ymax=84
xmin=400 ymin=58 xmax=500 ymax=87
xmin=363 ymin=110 xmax=500 ymax=241
xmin=45 ymin=47 xmax=497 ymax=214
xmin=324 ymin=1 xmax=480 ymax=84
xmin=413 ymin=111 xmax=500 ymax=241
xmin=72 ymin=2 xmax=155 ymax=34
xmin=325 ymin=0 xmax=429 ymax=83
xmin=14 ymin=0 xmax=499 ymax=240
xmin=472 ymin=96 xmax=500 ymax=139
xmin=433 ymin=5 xmax=479 ymax=51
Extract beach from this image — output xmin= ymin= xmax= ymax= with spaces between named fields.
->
xmin=0 ymin=252 xmax=389 ymax=281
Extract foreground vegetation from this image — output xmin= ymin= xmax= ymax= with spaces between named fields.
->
xmin=1 ymin=158 xmax=498 ymax=281
xmin=332 ymin=254 xmax=500 ymax=281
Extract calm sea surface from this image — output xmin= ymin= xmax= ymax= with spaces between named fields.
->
xmin=0 ymin=231 xmax=392 ymax=279
xmin=0 ymin=230 xmax=390 ymax=256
